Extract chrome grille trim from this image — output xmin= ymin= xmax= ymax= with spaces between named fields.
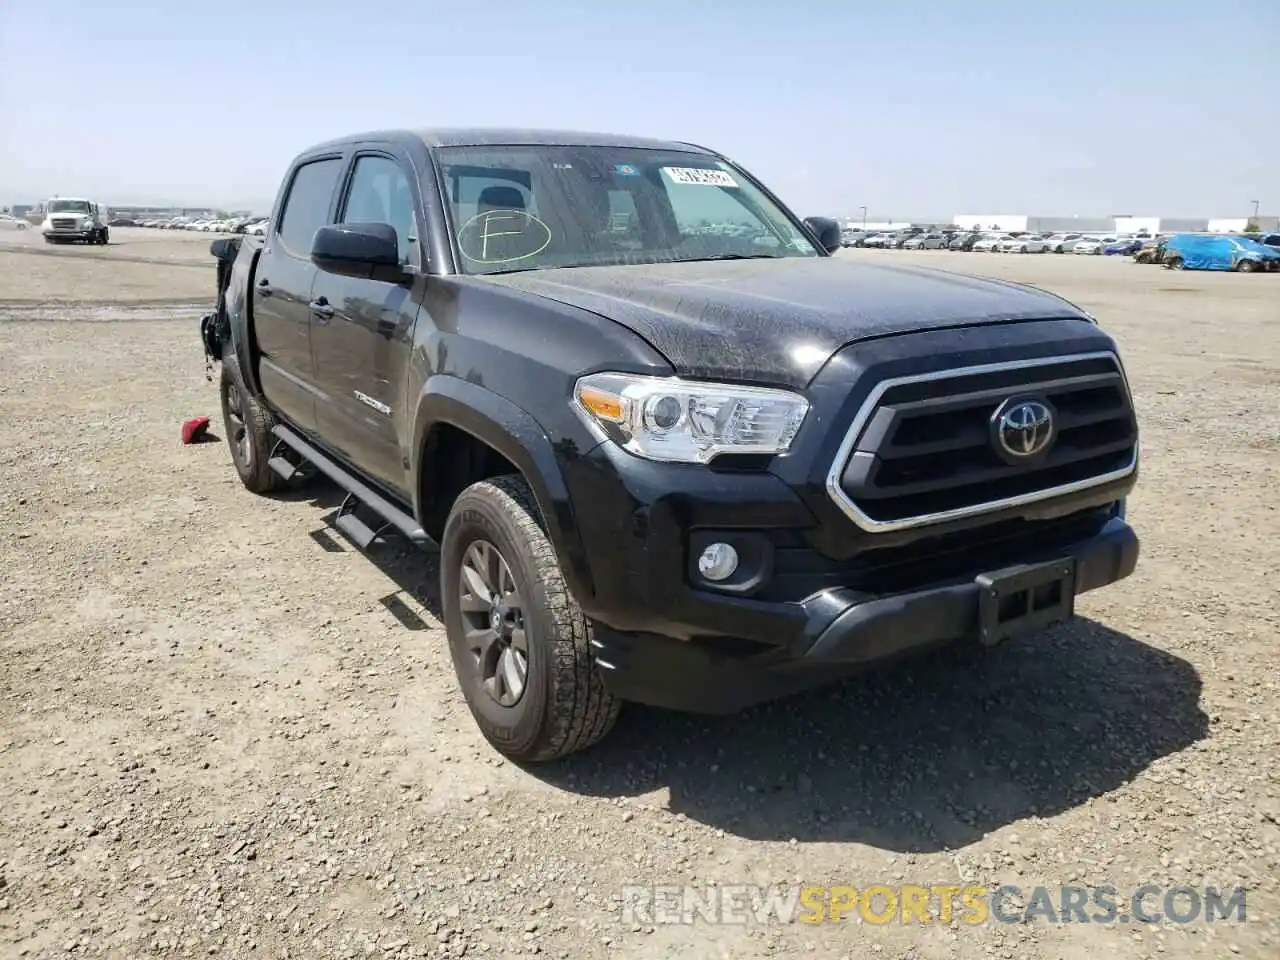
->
xmin=825 ymin=350 xmax=1139 ymax=533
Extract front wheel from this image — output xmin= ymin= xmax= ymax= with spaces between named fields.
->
xmin=1165 ymin=257 xmax=1184 ymax=270
xmin=99 ymin=227 xmax=109 ymax=245
xmin=441 ymin=475 xmax=620 ymax=762
xmin=1236 ymin=259 xmax=1258 ymax=273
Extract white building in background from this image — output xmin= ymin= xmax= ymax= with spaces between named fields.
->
xmin=842 ymin=220 xmax=914 ymax=232
xmin=1113 ymin=216 xmax=1162 ymax=236
xmin=1208 ymin=218 xmax=1249 ymax=233
xmin=954 ymin=214 xmax=1213 ymax=235
xmin=951 ymin=214 xmax=1115 ymax=234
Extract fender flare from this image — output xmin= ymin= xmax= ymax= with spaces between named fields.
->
xmin=411 ymin=377 xmax=597 ymax=606
xmin=222 ymin=240 xmax=265 ymax=397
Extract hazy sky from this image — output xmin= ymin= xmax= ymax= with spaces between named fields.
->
xmin=1 ymin=0 xmax=1274 ymax=218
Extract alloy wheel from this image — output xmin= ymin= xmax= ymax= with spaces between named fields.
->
xmin=458 ymin=539 xmax=529 ymax=707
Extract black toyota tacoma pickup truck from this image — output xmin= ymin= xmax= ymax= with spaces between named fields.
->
xmin=199 ymin=127 xmax=1140 ymax=762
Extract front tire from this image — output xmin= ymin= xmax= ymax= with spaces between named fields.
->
xmin=441 ymin=475 xmax=620 ymax=762
xmin=219 ymin=354 xmax=283 ymax=494
xmin=1237 ymin=259 xmax=1258 ymax=273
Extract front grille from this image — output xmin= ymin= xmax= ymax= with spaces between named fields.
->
xmin=828 ymin=352 xmax=1138 ymax=532
xmin=51 ymin=218 xmax=79 ymax=230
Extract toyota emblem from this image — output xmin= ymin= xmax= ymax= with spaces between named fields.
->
xmin=993 ymin=398 xmax=1055 ymax=459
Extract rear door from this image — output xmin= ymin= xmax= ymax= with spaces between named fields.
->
xmin=309 ymin=150 xmax=425 ymax=495
xmin=253 ymin=155 xmax=345 ymax=435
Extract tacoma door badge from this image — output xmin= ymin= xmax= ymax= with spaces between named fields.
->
xmin=354 ymin=391 xmax=392 ymax=416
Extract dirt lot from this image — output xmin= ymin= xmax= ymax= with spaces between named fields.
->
xmin=1 ymin=228 xmax=1278 ymax=959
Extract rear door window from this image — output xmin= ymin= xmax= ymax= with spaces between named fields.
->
xmin=276 ymin=157 xmax=343 ymax=258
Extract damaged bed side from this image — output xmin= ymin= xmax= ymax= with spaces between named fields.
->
xmin=200 ymin=235 xmax=263 ymax=383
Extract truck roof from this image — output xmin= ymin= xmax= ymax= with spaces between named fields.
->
xmin=305 ymin=127 xmax=713 ymax=154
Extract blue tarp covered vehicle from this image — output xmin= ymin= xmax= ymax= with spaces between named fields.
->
xmin=1163 ymin=233 xmax=1280 ymax=272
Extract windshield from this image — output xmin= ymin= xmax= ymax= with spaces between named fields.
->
xmin=47 ymin=200 xmax=91 ymax=214
xmin=435 ymin=145 xmax=820 ymax=275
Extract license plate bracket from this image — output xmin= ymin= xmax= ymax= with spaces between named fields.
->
xmin=975 ymin=558 xmax=1076 ymax=647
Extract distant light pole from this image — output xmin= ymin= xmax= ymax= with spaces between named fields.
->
xmin=859 ymin=205 xmax=868 ymax=229
xmin=1250 ymin=199 xmax=1260 ymax=220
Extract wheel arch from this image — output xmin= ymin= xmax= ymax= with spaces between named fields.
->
xmin=411 ymin=377 xmax=597 ymax=606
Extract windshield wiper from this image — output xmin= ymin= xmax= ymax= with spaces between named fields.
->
xmin=679 ymin=253 xmax=785 ymax=262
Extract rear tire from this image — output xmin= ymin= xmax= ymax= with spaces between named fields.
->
xmin=1165 ymin=257 xmax=1184 ymax=271
xmin=219 ymin=354 xmax=283 ymax=494
xmin=441 ymin=475 xmax=620 ymax=763
xmin=1237 ymin=259 xmax=1258 ymax=273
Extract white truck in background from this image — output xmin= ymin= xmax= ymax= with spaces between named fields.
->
xmin=42 ymin=197 xmax=110 ymax=244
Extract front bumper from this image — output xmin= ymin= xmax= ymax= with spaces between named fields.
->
xmin=591 ymin=515 xmax=1138 ymax=713
xmin=554 ymin=323 xmax=1141 ymax=714
xmin=43 ymin=229 xmax=94 ymax=240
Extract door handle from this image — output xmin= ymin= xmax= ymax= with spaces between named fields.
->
xmin=310 ymin=297 xmax=335 ymax=321
xmin=256 ymin=277 xmax=273 ymax=297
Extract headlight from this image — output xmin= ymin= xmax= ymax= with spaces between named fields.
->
xmin=573 ymin=372 xmax=809 ymax=464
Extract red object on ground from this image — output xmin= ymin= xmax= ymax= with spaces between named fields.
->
xmin=181 ymin=416 xmax=211 ymax=444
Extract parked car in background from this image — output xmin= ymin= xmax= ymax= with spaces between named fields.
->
xmin=1162 ymin=233 xmax=1280 ymax=272
xmin=903 ymin=232 xmax=946 ymax=249
xmin=0 ymin=214 xmax=30 ymax=231
xmin=862 ymin=233 xmax=893 ymax=248
xmin=1133 ymin=239 xmax=1168 ymax=265
xmin=948 ymin=232 xmax=979 ymax=251
xmin=1260 ymin=232 xmax=1280 ymax=253
xmin=971 ymin=234 xmax=1011 ymax=253
xmin=889 ymin=233 xmax=915 ymax=249
xmin=999 ymin=234 xmax=1048 ymax=254
xmin=1044 ymin=233 xmax=1082 ymax=253
xmin=1056 ymin=235 xmax=1097 ymax=253
xmin=1104 ymin=238 xmax=1144 ymax=256
xmin=1072 ymin=236 xmax=1115 ymax=255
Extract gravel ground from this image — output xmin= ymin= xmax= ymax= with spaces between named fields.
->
xmin=1 ymin=229 xmax=1278 ymax=959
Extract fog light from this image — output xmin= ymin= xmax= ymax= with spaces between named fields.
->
xmin=697 ymin=542 xmax=739 ymax=582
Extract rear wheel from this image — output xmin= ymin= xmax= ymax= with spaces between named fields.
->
xmin=441 ymin=475 xmax=620 ymax=762
xmin=219 ymin=354 xmax=283 ymax=494
xmin=1236 ymin=259 xmax=1258 ymax=273
xmin=1165 ymin=257 xmax=1185 ymax=271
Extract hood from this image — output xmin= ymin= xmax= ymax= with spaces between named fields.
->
xmin=483 ymin=257 xmax=1089 ymax=388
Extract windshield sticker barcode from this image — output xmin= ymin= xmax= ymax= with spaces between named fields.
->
xmin=662 ymin=167 xmax=738 ymax=188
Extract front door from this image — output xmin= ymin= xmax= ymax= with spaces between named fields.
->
xmin=309 ymin=152 xmax=424 ymax=496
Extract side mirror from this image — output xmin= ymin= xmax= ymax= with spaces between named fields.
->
xmin=210 ymin=237 xmax=239 ymax=262
xmin=311 ymin=222 xmax=406 ymax=282
xmin=803 ymin=216 xmax=843 ymax=254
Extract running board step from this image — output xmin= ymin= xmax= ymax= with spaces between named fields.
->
xmin=268 ymin=438 xmax=305 ymax=481
xmin=333 ymin=492 xmax=393 ymax=549
xmin=334 ymin=510 xmax=381 ymax=549
xmin=270 ymin=424 xmax=429 ymax=545
xmin=268 ymin=456 xmax=300 ymax=480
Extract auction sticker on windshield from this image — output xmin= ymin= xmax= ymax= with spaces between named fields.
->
xmin=662 ymin=167 xmax=738 ymax=187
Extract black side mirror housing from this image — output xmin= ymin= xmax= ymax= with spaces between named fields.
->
xmin=803 ymin=216 xmax=843 ymax=254
xmin=210 ymin=237 xmax=240 ymax=262
xmin=311 ymin=222 xmax=407 ymax=282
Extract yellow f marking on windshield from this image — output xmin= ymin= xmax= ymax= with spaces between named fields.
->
xmin=479 ymin=212 xmax=521 ymax=260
